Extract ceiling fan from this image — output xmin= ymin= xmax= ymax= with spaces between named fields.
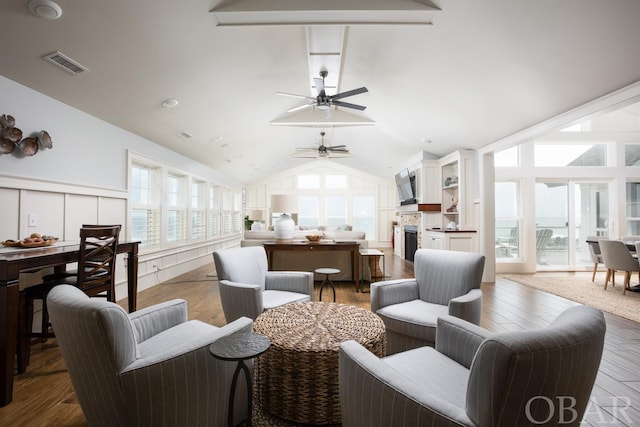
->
xmin=277 ymin=70 xmax=368 ymax=117
xmin=292 ymin=131 xmax=350 ymax=158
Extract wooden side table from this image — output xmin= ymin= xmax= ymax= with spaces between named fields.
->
xmin=210 ymin=332 xmax=271 ymax=427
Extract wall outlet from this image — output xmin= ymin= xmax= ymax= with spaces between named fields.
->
xmin=28 ymin=213 xmax=38 ymax=227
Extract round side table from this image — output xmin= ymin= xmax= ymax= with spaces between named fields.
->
xmin=210 ymin=332 xmax=271 ymax=427
xmin=315 ymin=267 xmax=339 ymax=302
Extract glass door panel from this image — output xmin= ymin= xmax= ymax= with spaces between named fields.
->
xmin=535 ymin=182 xmax=569 ymax=268
xmin=575 ymin=183 xmax=608 ymax=268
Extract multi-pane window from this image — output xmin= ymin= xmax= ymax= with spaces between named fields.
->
xmin=494 ymin=146 xmax=519 ymax=167
xmin=625 ymin=144 xmax=640 ymax=166
xmin=222 ymin=188 xmax=233 ymax=234
xmin=131 ymin=163 xmax=160 ymax=247
xmin=232 ymin=189 xmax=242 ymax=233
xmin=325 ymin=175 xmax=347 ymax=189
xmin=167 ymin=173 xmax=187 ymax=243
xmin=191 ymin=179 xmax=206 ymax=240
xmin=297 ymin=175 xmax=320 ymax=189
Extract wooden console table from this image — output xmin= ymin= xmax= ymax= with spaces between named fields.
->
xmin=262 ymin=241 xmax=362 ymax=291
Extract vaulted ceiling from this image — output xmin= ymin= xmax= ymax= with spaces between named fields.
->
xmin=1 ymin=0 xmax=639 ymax=184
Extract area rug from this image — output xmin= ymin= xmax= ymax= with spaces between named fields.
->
xmin=501 ymin=273 xmax=640 ymax=324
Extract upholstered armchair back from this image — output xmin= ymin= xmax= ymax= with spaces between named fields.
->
xmin=414 ymin=249 xmax=485 ymax=305
xmin=47 ymin=285 xmax=136 ymax=425
xmin=213 ymin=246 xmax=268 ymax=289
xmin=466 ymin=306 xmax=606 ymax=426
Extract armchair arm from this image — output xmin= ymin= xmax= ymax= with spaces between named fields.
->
xmin=448 ymin=288 xmax=483 ymax=325
xmin=265 ymin=271 xmax=314 ymax=296
xmin=128 ymin=299 xmax=188 ymax=343
xmin=370 ymin=279 xmax=419 ymax=312
xmin=435 ymin=315 xmax=491 ymax=369
xmin=218 ymin=279 xmax=264 ymax=322
xmin=339 ymin=340 xmax=472 ymax=427
xmin=120 ymin=317 xmax=254 ymax=426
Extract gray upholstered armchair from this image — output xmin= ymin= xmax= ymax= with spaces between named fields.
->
xmin=339 ymin=305 xmax=606 ymax=427
xmin=213 ymin=246 xmax=313 ymax=322
xmin=371 ymin=248 xmax=485 ymax=354
xmin=47 ymin=284 xmax=254 ymax=427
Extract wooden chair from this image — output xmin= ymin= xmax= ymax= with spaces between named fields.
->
xmin=17 ymin=225 xmax=121 ymax=373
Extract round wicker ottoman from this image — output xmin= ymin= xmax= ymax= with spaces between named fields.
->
xmin=253 ymin=301 xmax=386 ymax=425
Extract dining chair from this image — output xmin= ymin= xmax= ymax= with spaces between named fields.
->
xmin=599 ymin=239 xmax=640 ymax=294
xmin=17 ymin=225 xmax=121 ymax=373
xmin=586 ymin=235 xmax=604 ymax=282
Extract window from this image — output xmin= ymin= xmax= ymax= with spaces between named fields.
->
xmin=167 ymin=173 xmax=187 ymax=243
xmin=297 ymin=175 xmax=320 ymax=189
xmin=495 ymin=181 xmax=520 ymax=259
xmin=352 ymin=195 xmax=375 ymax=239
xmin=625 ymin=144 xmax=640 ymax=166
xmin=326 ymin=196 xmax=346 ymax=226
xmin=298 ymin=196 xmax=319 ymax=228
xmin=494 ymin=147 xmax=519 ymax=167
xmin=534 ymin=143 xmax=607 ymax=167
xmin=626 ymin=182 xmax=640 ymax=235
xmin=130 ymin=163 xmax=160 ymax=247
xmin=208 ymin=185 xmax=221 ymax=237
xmin=222 ymin=188 xmax=240 ymax=234
xmin=191 ymin=179 xmax=206 ymax=240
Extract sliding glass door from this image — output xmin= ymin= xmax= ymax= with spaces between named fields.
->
xmin=535 ymin=180 xmax=608 ymax=270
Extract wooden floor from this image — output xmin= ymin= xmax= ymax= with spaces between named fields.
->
xmin=2 ymin=249 xmax=640 ymax=426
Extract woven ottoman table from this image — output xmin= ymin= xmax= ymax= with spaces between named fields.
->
xmin=253 ymin=301 xmax=386 ymax=425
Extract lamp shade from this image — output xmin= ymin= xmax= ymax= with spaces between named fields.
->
xmin=248 ymin=209 xmax=265 ymax=221
xmin=270 ymin=194 xmax=297 ymax=214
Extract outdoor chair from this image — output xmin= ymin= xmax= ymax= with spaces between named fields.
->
xmin=339 ymin=305 xmax=606 ymax=427
xmin=212 ymin=246 xmax=314 ymax=323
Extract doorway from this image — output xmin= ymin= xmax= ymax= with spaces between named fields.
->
xmin=535 ymin=181 xmax=609 ymax=270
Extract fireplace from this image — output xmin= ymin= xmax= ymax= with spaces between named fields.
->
xmin=404 ymin=225 xmax=418 ymax=262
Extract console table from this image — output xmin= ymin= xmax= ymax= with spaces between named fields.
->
xmin=262 ymin=241 xmax=362 ymax=291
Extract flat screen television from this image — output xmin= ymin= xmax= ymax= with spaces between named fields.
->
xmin=395 ymin=168 xmax=417 ymax=205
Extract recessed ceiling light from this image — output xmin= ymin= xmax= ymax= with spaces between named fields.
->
xmin=162 ymin=98 xmax=179 ymax=108
xmin=28 ymin=0 xmax=62 ymax=20
xmin=220 ymin=142 xmax=229 ymax=147
xmin=421 ymin=138 xmax=432 ymax=144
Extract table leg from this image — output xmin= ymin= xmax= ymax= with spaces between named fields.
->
xmin=354 ymin=249 xmax=361 ymax=292
xmin=127 ymin=246 xmax=139 ymax=313
xmin=228 ymin=360 xmax=252 ymax=427
xmin=0 ymin=281 xmax=19 ymax=407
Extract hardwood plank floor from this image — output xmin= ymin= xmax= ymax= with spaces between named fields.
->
xmin=1 ymin=249 xmax=639 ymax=426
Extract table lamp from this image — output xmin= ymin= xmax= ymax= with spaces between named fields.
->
xmin=249 ymin=209 xmax=265 ymax=231
xmin=271 ymin=194 xmax=297 ymax=241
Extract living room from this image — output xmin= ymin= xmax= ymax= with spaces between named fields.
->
xmin=1 ymin=1 xmax=640 ymax=425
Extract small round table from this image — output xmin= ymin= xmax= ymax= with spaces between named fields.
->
xmin=315 ymin=267 xmax=339 ymax=302
xmin=210 ymin=332 xmax=271 ymax=427
xmin=254 ymin=302 xmax=385 ymax=424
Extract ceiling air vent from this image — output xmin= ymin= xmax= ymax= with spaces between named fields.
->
xmin=178 ymin=131 xmax=193 ymax=140
xmin=43 ymin=51 xmax=89 ymax=75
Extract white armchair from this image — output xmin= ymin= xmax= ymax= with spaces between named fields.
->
xmin=339 ymin=306 xmax=606 ymax=427
xmin=371 ymin=248 xmax=485 ymax=354
xmin=212 ymin=246 xmax=313 ymax=322
xmin=47 ymin=284 xmax=254 ymax=427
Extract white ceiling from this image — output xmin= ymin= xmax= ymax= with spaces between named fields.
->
xmin=1 ymin=0 xmax=640 ymax=184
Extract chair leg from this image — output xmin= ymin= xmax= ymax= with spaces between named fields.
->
xmin=604 ymin=269 xmax=610 ymax=290
xmin=623 ymin=271 xmax=631 ymax=295
xmin=591 ymin=262 xmax=598 ymax=282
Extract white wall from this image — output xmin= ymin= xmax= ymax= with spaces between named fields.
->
xmin=0 ymin=76 xmax=243 ymax=298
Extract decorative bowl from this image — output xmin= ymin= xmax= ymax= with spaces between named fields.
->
xmin=305 ymin=234 xmax=323 ymax=242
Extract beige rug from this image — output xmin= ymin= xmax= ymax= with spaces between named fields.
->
xmin=501 ymin=273 xmax=640 ymax=324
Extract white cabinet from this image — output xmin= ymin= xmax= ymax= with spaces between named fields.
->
xmin=440 ymin=150 xmax=476 ymax=231
xmin=424 ymin=230 xmax=478 ymax=252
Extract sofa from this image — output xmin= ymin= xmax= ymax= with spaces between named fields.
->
xmin=241 ymin=227 xmax=371 ymax=282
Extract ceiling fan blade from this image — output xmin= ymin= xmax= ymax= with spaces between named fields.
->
xmin=327 ymin=145 xmax=347 ymax=150
xmin=287 ymin=102 xmax=314 ymax=113
xmin=327 ymin=152 xmax=352 ymax=158
xmin=331 ymin=87 xmax=368 ymax=100
xmin=331 ymin=100 xmax=367 ymax=111
xmin=277 ymin=91 xmax=315 ymax=100
xmin=314 ymin=77 xmax=325 ymax=96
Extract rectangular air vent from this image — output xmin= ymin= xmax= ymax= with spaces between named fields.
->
xmin=43 ymin=51 xmax=89 ymax=75
xmin=178 ymin=131 xmax=193 ymax=139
